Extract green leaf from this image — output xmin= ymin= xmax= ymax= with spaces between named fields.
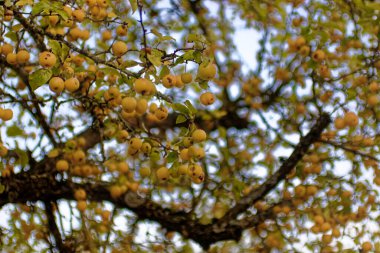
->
xmin=99 ymin=67 xmax=119 ymax=76
xmin=0 ymin=184 xmax=4 ymax=194
xmin=200 ymin=57 xmax=211 ymax=66
xmin=48 ymin=40 xmax=61 ymax=58
xmin=182 ymin=50 xmax=195 ymax=61
xmin=50 ymin=2 xmax=69 ymax=20
xmin=129 ymin=0 xmax=138 ymax=13
xmin=185 ymin=100 xmax=197 ymax=114
xmin=56 ymin=10 xmax=69 ymax=20
xmin=120 ymin=60 xmax=140 ymax=68
xmin=61 ymin=43 xmax=70 ymax=61
xmin=172 ymin=103 xmax=190 ymax=114
xmin=179 ymin=127 xmax=188 ymax=136
xmin=31 ymin=1 xmax=49 ymax=15
xmin=147 ymin=54 xmax=161 ymax=67
xmin=366 ymin=2 xmax=380 ymax=14
xmin=151 ymin=28 xmax=163 ymax=37
xmin=198 ymin=80 xmax=209 ymax=90
xmin=174 ymin=57 xmax=184 ymax=65
xmin=94 ymin=90 xmax=106 ymax=100
xmin=161 ymin=35 xmax=176 ymax=42
xmin=166 ymin=151 xmax=178 ymax=164
xmin=147 ymin=49 xmax=163 ymax=67
xmin=5 ymin=31 xmax=17 ymax=41
xmin=6 ymin=125 xmax=23 ymax=137
xmin=154 ymin=35 xmax=176 ymax=45
xmin=193 ymin=50 xmax=203 ymax=64
xmin=29 ymin=69 xmax=52 ymax=90
xmin=16 ymin=0 xmax=33 ymax=6
xmin=169 ymin=161 xmax=180 ymax=178
xmin=159 ymin=66 xmax=170 ymax=78
xmin=150 ymin=148 xmax=161 ymax=162
xmin=187 ymin=34 xmax=207 ymax=43
xmin=15 ymin=149 xmax=29 ymax=167
xmin=12 ymin=24 xmax=23 ymax=32
xmin=51 ymin=65 xmax=61 ymax=76
xmin=176 ymin=114 xmax=187 ymax=124
xmin=48 ymin=40 xmax=70 ymax=62
xmin=4 ymin=0 xmax=12 ymax=7
xmin=213 ymin=110 xmax=227 ymax=119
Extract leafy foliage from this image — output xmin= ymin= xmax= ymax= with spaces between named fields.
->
xmin=0 ymin=0 xmax=379 ymax=252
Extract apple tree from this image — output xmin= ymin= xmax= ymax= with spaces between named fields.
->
xmin=0 ymin=0 xmax=379 ymax=252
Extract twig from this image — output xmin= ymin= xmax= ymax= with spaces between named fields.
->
xmin=321 ymin=139 xmax=379 ymax=162
xmin=137 ymin=0 xmax=150 ymax=65
xmin=44 ymin=201 xmax=73 ymax=253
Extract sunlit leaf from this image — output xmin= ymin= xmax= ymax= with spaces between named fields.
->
xmin=29 ymin=69 xmax=52 ymax=90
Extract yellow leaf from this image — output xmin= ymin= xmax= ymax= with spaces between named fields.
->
xmin=47 ymin=149 xmax=60 ymax=158
xmin=16 ymin=0 xmax=33 ymax=6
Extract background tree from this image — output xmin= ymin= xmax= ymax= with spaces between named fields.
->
xmin=0 ymin=0 xmax=379 ymax=252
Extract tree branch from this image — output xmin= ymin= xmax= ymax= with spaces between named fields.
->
xmin=44 ymin=201 xmax=74 ymax=253
xmin=220 ymin=113 xmax=331 ymax=222
xmin=0 ymin=114 xmax=330 ymax=250
xmin=321 ymin=139 xmax=379 ymax=162
xmin=0 ymin=57 xmax=57 ymax=146
xmin=13 ymin=11 xmax=48 ymax=52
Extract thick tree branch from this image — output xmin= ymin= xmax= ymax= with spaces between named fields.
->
xmin=0 ymin=118 xmax=272 ymax=250
xmin=0 ymin=169 xmax=249 ymax=250
xmin=0 ymin=114 xmax=330 ymax=250
xmin=0 ymin=171 xmax=194 ymax=242
xmin=75 ymin=127 xmax=101 ymax=152
xmin=220 ymin=113 xmax=331 ymax=222
xmin=13 ymin=11 xmax=48 ymax=52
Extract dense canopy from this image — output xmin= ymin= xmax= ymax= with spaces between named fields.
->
xmin=0 ymin=0 xmax=380 ymax=252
